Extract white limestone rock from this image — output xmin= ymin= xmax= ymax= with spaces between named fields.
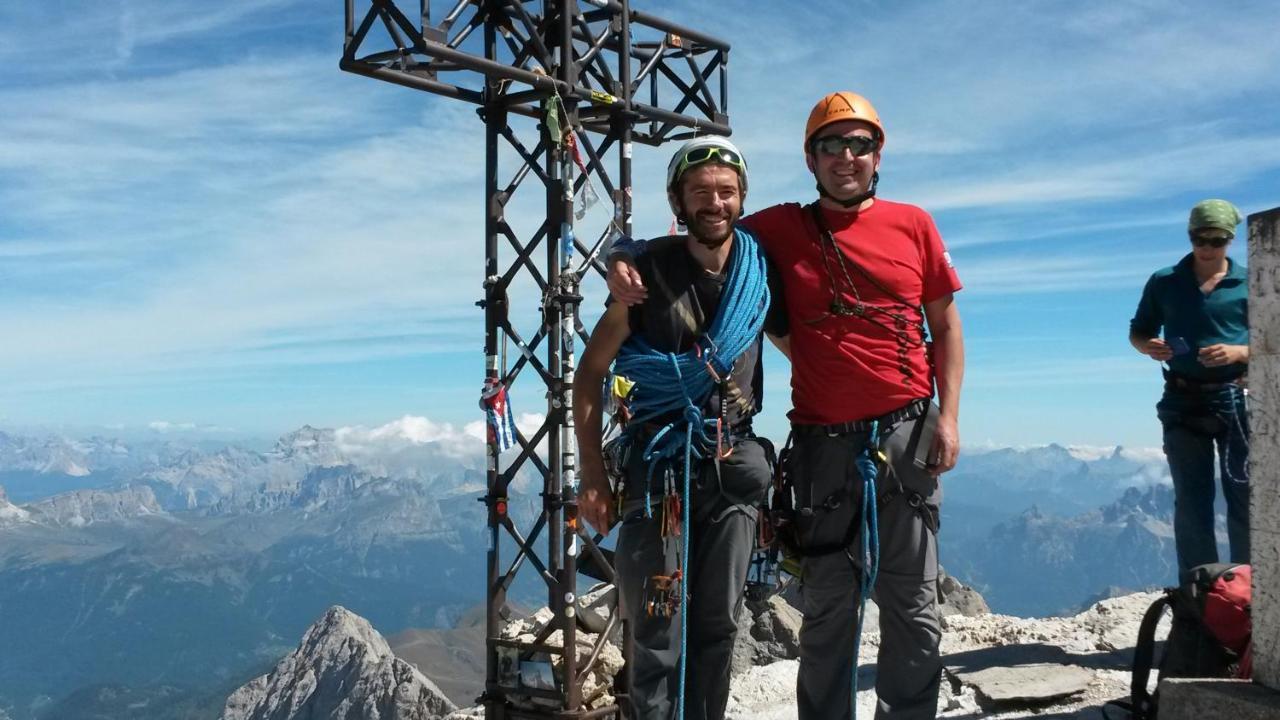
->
xmin=221 ymin=605 xmax=456 ymax=720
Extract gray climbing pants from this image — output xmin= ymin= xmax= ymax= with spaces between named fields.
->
xmin=790 ymin=410 xmax=943 ymax=720
xmin=615 ymin=436 xmax=772 ymax=720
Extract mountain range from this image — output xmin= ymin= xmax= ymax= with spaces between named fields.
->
xmin=0 ymin=422 xmax=1186 ymax=719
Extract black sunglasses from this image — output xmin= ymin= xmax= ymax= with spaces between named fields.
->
xmin=1190 ymin=232 xmax=1231 ymax=248
xmin=811 ymin=134 xmax=879 ymax=158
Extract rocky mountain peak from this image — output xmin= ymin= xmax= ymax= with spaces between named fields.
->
xmin=0 ymin=432 xmax=91 ymax=476
xmin=26 ymin=485 xmax=164 ymax=527
xmin=222 ymin=605 xmax=456 ymax=720
xmin=271 ymin=425 xmax=346 ymax=465
xmin=1103 ymin=483 xmax=1173 ymax=522
xmin=0 ymin=485 xmax=31 ymax=525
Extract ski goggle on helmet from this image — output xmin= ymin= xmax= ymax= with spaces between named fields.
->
xmin=665 ymin=137 xmax=749 ymax=196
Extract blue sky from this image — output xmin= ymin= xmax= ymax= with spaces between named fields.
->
xmin=2 ymin=1 xmax=1278 ymax=448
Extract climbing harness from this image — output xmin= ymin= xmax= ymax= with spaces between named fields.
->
xmin=766 ymin=406 xmax=932 ymax=720
xmin=1160 ymin=370 xmax=1251 ymax=482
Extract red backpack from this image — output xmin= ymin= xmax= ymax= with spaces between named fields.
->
xmin=1106 ymin=563 xmax=1252 ymax=720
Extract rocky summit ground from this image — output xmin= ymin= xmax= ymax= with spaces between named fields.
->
xmin=228 ymin=587 xmax=1168 ymax=720
xmin=726 ymin=591 xmax=1163 ymax=719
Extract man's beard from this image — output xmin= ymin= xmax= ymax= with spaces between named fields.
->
xmin=684 ymin=206 xmax=739 ymax=248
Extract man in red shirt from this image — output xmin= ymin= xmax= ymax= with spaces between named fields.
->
xmin=609 ymin=91 xmax=964 ymax=719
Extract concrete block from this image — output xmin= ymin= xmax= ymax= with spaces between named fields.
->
xmin=1249 ymin=207 xmax=1280 ymax=355
xmin=1157 ymin=678 xmax=1280 ymax=720
xmin=1249 ymin=206 xmax=1280 ymax=691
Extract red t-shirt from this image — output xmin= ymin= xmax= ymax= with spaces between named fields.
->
xmin=742 ymin=200 xmax=962 ymax=424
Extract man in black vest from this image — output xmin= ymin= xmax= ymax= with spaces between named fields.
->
xmin=574 ymin=137 xmax=787 ymax=720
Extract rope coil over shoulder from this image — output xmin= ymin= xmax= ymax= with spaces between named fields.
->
xmin=613 ymin=225 xmax=771 ymax=501
xmin=611 ymin=225 xmax=770 ymax=720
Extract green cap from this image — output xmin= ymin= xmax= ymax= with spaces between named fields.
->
xmin=1188 ymin=199 xmax=1242 ymax=236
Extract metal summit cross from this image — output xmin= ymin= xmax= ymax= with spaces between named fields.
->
xmin=341 ymin=2 xmax=732 ymax=717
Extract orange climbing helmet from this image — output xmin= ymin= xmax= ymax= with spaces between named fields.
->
xmin=804 ymin=91 xmax=885 ymax=152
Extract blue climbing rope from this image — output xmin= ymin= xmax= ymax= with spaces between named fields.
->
xmin=851 ymin=421 xmax=882 ymax=720
xmin=613 ymin=225 xmax=771 ymax=515
xmin=611 ymin=226 xmax=770 ymax=720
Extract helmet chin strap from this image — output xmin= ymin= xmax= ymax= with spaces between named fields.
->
xmin=816 ymin=171 xmax=879 ymax=209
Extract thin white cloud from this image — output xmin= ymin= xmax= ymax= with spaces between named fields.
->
xmin=113 ymin=0 xmax=303 ymax=61
xmin=0 ymin=1 xmax=305 ymax=70
xmin=956 ymin=251 xmax=1170 ymax=295
xmin=0 ymin=53 xmax=490 ymax=386
xmin=148 ymin=421 xmax=198 ymax=432
xmin=911 ymin=134 xmax=1280 ymax=212
xmin=943 ymin=213 xmax=1176 ymax=250
xmin=335 ymin=415 xmax=481 ymax=457
xmin=330 ymin=413 xmax=552 ymax=464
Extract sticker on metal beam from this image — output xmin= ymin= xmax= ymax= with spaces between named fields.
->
xmin=588 ymin=89 xmax=618 ymax=106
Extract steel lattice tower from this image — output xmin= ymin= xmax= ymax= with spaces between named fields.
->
xmin=341 ymin=2 xmax=731 ymax=717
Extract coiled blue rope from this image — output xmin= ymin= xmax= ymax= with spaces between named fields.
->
xmin=612 ymin=226 xmax=770 ymax=720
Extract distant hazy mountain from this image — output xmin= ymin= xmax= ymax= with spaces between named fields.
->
xmin=0 ymin=429 xmax=213 ymax=504
xmin=0 ymin=423 xmax=1179 ymax=720
xmin=942 ymin=443 xmax=1169 ymax=518
xmin=0 ymin=420 xmax=539 ymax=720
xmin=951 ymin=484 xmax=1188 ymax=617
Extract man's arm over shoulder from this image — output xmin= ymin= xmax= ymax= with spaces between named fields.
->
xmin=572 ymin=301 xmax=632 ymax=534
xmin=605 ymin=235 xmax=681 ymax=306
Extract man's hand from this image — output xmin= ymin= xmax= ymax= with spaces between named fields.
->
xmin=930 ymin=412 xmax=960 ymax=474
xmin=1199 ymin=343 xmax=1248 ymax=367
xmin=1141 ymin=338 xmax=1173 ymax=362
xmin=578 ymin=464 xmax=616 ymax=535
xmin=607 ymin=256 xmax=647 ymax=306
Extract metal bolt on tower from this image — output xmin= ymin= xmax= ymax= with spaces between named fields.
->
xmin=341 ymin=1 xmax=731 ymax=717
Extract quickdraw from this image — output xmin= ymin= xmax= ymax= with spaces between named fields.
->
xmin=660 ymin=491 xmax=682 ymax=538
xmin=644 ymin=571 xmax=683 ymax=618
